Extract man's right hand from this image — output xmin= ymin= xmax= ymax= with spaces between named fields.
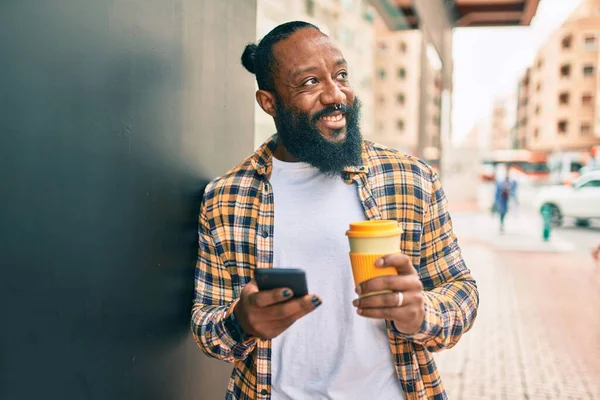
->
xmin=233 ymin=280 xmax=322 ymax=340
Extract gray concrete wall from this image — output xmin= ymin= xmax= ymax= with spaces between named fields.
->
xmin=0 ymin=1 xmax=255 ymax=398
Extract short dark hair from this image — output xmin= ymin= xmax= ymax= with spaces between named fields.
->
xmin=241 ymin=21 xmax=320 ymax=91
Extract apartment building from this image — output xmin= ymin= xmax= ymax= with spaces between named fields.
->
xmin=372 ymin=18 xmax=442 ymax=162
xmin=515 ymin=68 xmax=531 ymax=149
xmin=521 ymin=0 xmax=600 ymax=153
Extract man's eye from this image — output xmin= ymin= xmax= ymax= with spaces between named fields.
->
xmin=338 ymin=71 xmax=349 ymax=80
xmin=303 ymin=78 xmax=318 ymax=86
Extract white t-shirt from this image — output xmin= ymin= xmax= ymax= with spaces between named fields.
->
xmin=269 ymin=157 xmax=405 ymax=400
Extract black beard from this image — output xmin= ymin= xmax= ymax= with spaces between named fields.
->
xmin=273 ymin=96 xmax=363 ymax=177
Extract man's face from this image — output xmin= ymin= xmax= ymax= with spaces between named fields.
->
xmin=268 ymin=28 xmax=362 ymax=175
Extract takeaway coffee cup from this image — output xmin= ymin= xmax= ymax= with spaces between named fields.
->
xmin=345 ymin=220 xmax=403 ymax=296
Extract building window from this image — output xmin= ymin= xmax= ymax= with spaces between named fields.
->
xmin=562 ymin=35 xmax=573 ymax=49
xmin=399 ymin=41 xmax=407 ymax=53
xmin=397 ymin=67 xmax=406 ymax=79
xmin=377 ymin=41 xmax=388 ymax=56
xmin=537 ymin=58 xmax=543 ymax=69
xmin=396 ymin=119 xmax=405 ymax=132
xmin=558 ymin=120 xmax=568 ymax=134
xmin=584 ymin=35 xmax=598 ymax=50
xmin=581 ymin=122 xmax=593 ymax=136
xmin=560 ymin=64 xmax=571 ymax=77
xmin=397 ymin=93 xmax=405 ymax=105
xmin=582 ymin=93 xmax=594 ymax=106
xmin=377 ymin=95 xmax=385 ymax=106
xmin=378 ymin=68 xmax=386 ymax=80
xmin=535 ymin=105 xmax=541 ymax=115
xmin=536 ymin=82 xmax=542 ymax=92
xmin=583 ymin=64 xmax=595 ymax=76
xmin=306 ymin=0 xmax=315 ymax=16
xmin=559 ymin=92 xmax=570 ymax=105
xmin=534 ymin=128 xmax=540 ymax=138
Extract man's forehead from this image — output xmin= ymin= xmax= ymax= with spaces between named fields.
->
xmin=273 ymin=29 xmax=345 ymax=73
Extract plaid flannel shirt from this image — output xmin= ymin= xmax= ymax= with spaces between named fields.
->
xmin=192 ymin=135 xmax=479 ymax=400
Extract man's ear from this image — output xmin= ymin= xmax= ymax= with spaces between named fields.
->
xmin=256 ymin=90 xmax=277 ymax=117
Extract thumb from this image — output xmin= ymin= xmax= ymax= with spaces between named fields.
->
xmin=242 ymin=279 xmax=259 ymax=295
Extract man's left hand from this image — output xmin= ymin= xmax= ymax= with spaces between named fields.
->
xmin=352 ymin=253 xmax=425 ymax=335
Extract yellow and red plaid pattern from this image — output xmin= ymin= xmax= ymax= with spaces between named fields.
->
xmin=192 ymin=135 xmax=479 ymax=399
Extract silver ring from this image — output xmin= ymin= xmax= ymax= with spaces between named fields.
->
xmin=396 ymin=292 xmax=404 ymax=307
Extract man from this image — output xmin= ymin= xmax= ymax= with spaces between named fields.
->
xmin=192 ymin=21 xmax=479 ymax=400
xmin=493 ymin=173 xmax=517 ymax=233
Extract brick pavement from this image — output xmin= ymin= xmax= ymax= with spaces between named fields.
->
xmin=434 ymin=242 xmax=600 ymax=399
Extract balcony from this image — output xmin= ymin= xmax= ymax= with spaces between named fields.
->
xmin=372 ymin=0 xmax=540 ymax=29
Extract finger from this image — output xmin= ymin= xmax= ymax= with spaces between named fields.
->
xmin=263 ymin=294 xmax=321 ymax=321
xmin=357 ymin=274 xmax=422 ymax=296
xmin=353 ymin=291 xmax=409 ymax=309
xmin=356 ymin=307 xmax=400 ymax=320
xmin=242 ymin=279 xmax=259 ymax=294
xmin=375 ymin=253 xmax=415 ymax=275
xmin=248 ymin=287 xmax=294 ymax=308
xmin=265 ymin=294 xmax=322 ymax=322
xmin=267 ymin=306 xmax=314 ymax=336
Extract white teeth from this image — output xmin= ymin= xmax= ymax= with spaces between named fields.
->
xmin=322 ymin=114 xmax=344 ymax=122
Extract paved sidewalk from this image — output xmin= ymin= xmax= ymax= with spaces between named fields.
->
xmin=451 ymin=210 xmax=576 ymax=253
xmin=435 ymin=242 xmax=600 ymax=399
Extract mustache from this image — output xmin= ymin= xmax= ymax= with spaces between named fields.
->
xmin=311 ymin=103 xmax=350 ymax=124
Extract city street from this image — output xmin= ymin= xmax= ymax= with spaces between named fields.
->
xmin=435 ymin=182 xmax=600 ymax=399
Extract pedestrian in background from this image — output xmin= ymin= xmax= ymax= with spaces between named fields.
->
xmin=493 ymin=173 xmax=517 ymax=233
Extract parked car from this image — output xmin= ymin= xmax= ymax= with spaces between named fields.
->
xmin=535 ymin=170 xmax=600 ymax=227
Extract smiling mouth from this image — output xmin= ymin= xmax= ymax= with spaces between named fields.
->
xmin=316 ymin=113 xmax=347 ymax=142
xmin=321 ymin=114 xmax=344 ymax=123
xmin=318 ymin=111 xmax=347 ymax=132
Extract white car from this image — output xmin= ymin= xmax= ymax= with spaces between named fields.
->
xmin=535 ymin=170 xmax=600 ymax=227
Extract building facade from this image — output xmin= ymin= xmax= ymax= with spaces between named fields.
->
xmin=372 ymin=20 xmax=443 ymax=165
xmin=515 ymin=68 xmax=531 ymax=149
xmin=523 ymin=0 xmax=600 ymax=153
xmin=490 ymin=94 xmax=518 ymax=151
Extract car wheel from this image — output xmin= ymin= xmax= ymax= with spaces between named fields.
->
xmin=544 ymin=204 xmax=563 ymax=227
xmin=575 ymin=218 xmax=590 ymax=227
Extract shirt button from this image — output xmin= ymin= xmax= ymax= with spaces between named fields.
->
xmin=260 ymin=389 xmax=268 ymax=395
xmin=261 ymin=230 xmax=269 ymax=238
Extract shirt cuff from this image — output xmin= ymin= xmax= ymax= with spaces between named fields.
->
xmin=390 ymin=291 xmax=442 ymax=343
xmin=219 ymin=300 xmax=257 ymax=357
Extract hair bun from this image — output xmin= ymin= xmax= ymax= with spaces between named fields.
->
xmin=241 ymin=43 xmax=258 ymax=74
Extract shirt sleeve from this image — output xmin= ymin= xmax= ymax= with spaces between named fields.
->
xmin=392 ymin=169 xmax=479 ymax=352
xmin=190 ymin=195 xmax=257 ymax=362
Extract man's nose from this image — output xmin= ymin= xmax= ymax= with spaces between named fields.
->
xmin=319 ymin=79 xmax=346 ymax=106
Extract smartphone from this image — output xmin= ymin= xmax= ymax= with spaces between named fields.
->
xmin=254 ymin=268 xmax=308 ymax=299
